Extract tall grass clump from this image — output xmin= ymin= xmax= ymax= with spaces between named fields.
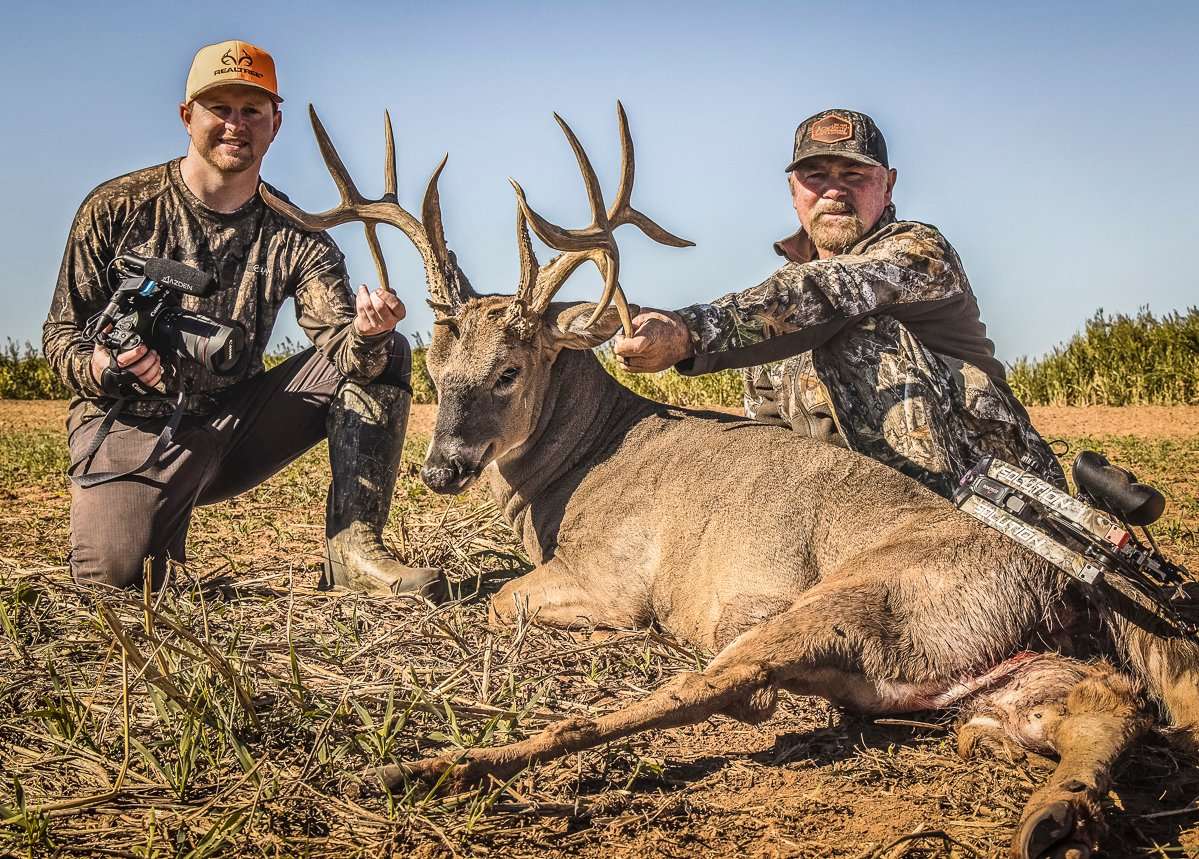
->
xmin=595 ymin=346 xmax=743 ymax=408
xmin=1009 ymin=308 xmax=1199 ymax=406
xmin=0 ymin=341 xmax=70 ymax=399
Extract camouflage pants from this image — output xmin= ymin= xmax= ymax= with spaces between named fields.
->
xmin=743 ymin=315 xmax=1065 ymax=499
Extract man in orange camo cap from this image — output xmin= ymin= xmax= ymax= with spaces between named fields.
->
xmin=43 ymin=40 xmax=446 ymax=600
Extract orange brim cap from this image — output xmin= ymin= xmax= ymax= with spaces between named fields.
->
xmin=185 ymin=40 xmax=282 ymax=104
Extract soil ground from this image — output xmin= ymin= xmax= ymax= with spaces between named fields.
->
xmin=1 ymin=399 xmax=1197 ymax=858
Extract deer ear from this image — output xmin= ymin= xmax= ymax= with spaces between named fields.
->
xmin=547 ymin=302 xmax=618 ymax=351
xmin=548 ymin=301 xmax=638 ymax=351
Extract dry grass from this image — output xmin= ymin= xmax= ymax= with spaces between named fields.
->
xmin=1 ymin=401 xmax=1198 ymax=857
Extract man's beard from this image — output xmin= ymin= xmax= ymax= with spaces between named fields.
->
xmin=809 ymin=205 xmax=866 ymax=254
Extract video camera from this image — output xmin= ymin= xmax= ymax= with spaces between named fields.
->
xmin=83 ymin=254 xmax=247 ymax=396
xmin=955 ymin=452 xmax=1197 ymax=641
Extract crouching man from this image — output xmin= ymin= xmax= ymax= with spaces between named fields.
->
xmin=615 ymin=109 xmax=1063 ymax=498
xmin=42 ymin=40 xmax=445 ymax=599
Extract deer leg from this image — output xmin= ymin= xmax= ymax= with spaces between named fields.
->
xmin=488 ymin=558 xmax=648 ymax=631
xmin=382 ymin=584 xmax=898 ymax=792
xmin=957 ymin=655 xmax=1150 ymax=859
xmin=1111 ymin=616 xmax=1199 ymax=755
xmin=378 ymin=655 xmax=776 ymax=792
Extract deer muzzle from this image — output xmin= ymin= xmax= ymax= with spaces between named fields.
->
xmin=421 ymin=446 xmax=489 ymax=495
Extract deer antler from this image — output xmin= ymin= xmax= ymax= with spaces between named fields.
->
xmin=507 ymin=101 xmax=693 ymax=339
xmin=259 ymin=105 xmax=474 ymax=312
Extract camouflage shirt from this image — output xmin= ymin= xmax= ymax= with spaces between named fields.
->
xmin=43 ymin=158 xmax=389 ymax=419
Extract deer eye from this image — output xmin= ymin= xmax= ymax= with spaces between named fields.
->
xmin=495 ymin=366 xmax=520 ymax=391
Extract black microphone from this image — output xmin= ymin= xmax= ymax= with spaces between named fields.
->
xmin=117 ymin=254 xmax=216 ymax=297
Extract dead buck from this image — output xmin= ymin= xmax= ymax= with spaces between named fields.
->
xmin=264 ymin=104 xmax=1199 ymax=859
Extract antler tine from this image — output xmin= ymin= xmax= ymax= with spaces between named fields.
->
xmin=419 ymin=154 xmax=477 ymax=309
xmin=361 ymin=223 xmax=391 ymax=294
xmin=586 ymin=251 xmax=636 ymax=336
xmin=311 ymin=104 xmax=365 ymax=208
xmin=383 ymin=110 xmax=398 ymax=200
xmin=513 ymin=196 xmax=539 ymax=303
xmin=555 ymin=113 xmax=611 ymax=235
xmin=609 ymin=101 xmax=635 ymax=222
xmin=422 ymin=155 xmax=453 ymax=277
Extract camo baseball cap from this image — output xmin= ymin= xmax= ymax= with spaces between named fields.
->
xmin=185 ymin=40 xmax=283 ymax=104
xmin=785 ymin=109 xmax=887 ymax=172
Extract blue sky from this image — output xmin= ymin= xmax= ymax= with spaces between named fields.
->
xmin=5 ymin=0 xmax=1197 ymax=364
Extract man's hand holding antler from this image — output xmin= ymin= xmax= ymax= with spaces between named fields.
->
xmin=613 ymin=309 xmax=693 ymax=373
xmin=354 ymin=285 xmax=406 ymax=336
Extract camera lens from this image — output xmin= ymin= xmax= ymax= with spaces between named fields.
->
xmin=154 ymin=308 xmax=247 ymax=376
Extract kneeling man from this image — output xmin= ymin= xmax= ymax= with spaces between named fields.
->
xmin=42 ymin=40 xmax=444 ymax=598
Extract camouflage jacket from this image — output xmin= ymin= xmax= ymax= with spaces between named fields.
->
xmin=673 ymin=206 xmax=1064 ymax=489
xmin=43 ymin=158 xmax=390 ymax=419
xmin=675 ymin=206 xmax=1006 ymax=380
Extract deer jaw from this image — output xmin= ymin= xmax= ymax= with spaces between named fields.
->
xmin=421 ymin=299 xmax=627 ymax=495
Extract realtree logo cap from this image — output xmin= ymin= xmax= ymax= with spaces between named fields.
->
xmin=185 ymin=40 xmax=283 ymax=104
xmin=786 ymin=109 xmax=887 ymax=172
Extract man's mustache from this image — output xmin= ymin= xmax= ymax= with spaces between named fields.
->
xmin=814 ymin=203 xmax=857 ymax=218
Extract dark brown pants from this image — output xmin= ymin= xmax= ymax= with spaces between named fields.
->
xmin=67 ymin=338 xmax=410 ymax=588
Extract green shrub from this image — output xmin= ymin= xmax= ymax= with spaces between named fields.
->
xmin=595 ymin=346 xmax=743 ymax=407
xmin=0 ymin=341 xmax=71 ymax=399
xmin=1008 ymin=308 xmax=1199 ymax=406
xmin=409 ymin=336 xmax=436 ymax=404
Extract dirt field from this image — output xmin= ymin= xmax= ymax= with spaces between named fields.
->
xmin=1 ymin=399 xmax=1197 ymax=858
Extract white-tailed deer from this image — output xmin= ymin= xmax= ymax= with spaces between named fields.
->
xmin=264 ymin=104 xmax=1199 ymax=859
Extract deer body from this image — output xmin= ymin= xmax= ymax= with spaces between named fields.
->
xmin=486 ymin=346 xmax=1061 ymax=683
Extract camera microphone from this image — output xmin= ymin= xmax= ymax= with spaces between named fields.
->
xmin=117 ymin=254 xmax=216 ymax=296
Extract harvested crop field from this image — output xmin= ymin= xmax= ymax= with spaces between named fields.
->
xmin=1 ymin=399 xmax=1197 ymax=858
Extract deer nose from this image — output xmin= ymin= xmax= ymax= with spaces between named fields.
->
xmin=421 ymin=453 xmax=475 ymax=495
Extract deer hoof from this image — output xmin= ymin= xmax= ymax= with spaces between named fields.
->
xmin=373 ymin=755 xmax=463 ymax=793
xmin=375 ymin=752 xmax=508 ymax=794
xmin=1010 ymin=793 xmax=1099 ymax=859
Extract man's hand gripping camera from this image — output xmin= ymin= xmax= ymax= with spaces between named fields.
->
xmin=83 ymin=255 xmax=246 ymax=397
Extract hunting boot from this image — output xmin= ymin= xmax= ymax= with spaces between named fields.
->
xmin=324 ymin=380 xmax=447 ymax=601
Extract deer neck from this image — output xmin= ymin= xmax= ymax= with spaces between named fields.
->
xmin=487 ymin=349 xmax=651 ymax=542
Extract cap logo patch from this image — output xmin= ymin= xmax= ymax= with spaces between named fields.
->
xmin=810 ymin=114 xmax=853 ymax=144
xmin=221 ymin=49 xmax=254 ymax=67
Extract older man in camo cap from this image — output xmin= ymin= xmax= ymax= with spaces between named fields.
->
xmin=614 ymin=109 xmax=1062 ymax=498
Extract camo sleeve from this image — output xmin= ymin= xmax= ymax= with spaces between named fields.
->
xmin=674 ymin=221 xmax=966 ymax=375
xmin=291 ymin=232 xmax=391 ymax=384
xmin=42 ymin=193 xmax=114 ymax=398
